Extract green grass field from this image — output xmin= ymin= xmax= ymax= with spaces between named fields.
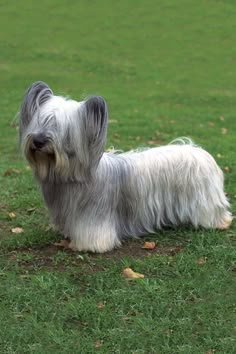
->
xmin=0 ymin=1 xmax=235 ymax=353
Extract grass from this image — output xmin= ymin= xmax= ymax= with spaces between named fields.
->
xmin=0 ymin=0 xmax=235 ymax=353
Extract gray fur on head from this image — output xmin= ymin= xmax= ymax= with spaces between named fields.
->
xmin=19 ymin=82 xmax=232 ymax=253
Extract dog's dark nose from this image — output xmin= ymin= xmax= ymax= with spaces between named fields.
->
xmin=32 ymin=133 xmax=47 ymax=149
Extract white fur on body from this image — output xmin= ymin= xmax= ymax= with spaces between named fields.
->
xmin=19 ymin=82 xmax=232 ymax=253
xmin=41 ymin=145 xmax=231 ymax=252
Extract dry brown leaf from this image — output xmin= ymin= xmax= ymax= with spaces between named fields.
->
xmin=208 ymin=122 xmax=214 ymax=127
xmin=112 ymin=133 xmax=120 ymax=139
xmin=155 ymin=130 xmax=161 ymax=135
xmin=122 ymin=267 xmax=144 ymax=280
xmin=53 ymin=239 xmax=70 ymax=248
xmin=27 ymin=207 xmax=36 ymax=214
xmin=224 ymin=166 xmax=230 ymax=172
xmin=147 ymin=140 xmax=155 ymax=145
xmin=45 ymin=225 xmax=53 ymax=232
xmin=221 ymin=127 xmax=228 ymax=135
xmin=142 ymin=241 xmax=156 ymax=250
xmin=197 ymin=257 xmax=206 ymax=265
xmin=8 ymin=212 xmax=16 ymax=218
xmin=20 ymin=274 xmax=30 ymax=279
xmin=94 ymin=340 xmax=103 ymax=348
xmin=3 ymin=168 xmax=22 ymax=176
xmin=10 ymin=121 xmax=18 ymax=128
xmin=13 ymin=169 xmax=21 ymax=174
xmin=14 ymin=314 xmax=24 ymax=318
xmin=96 ymin=302 xmax=106 ymax=309
xmin=11 ymin=227 xmax=24 ymax=234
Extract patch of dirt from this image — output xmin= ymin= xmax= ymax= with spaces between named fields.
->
xmin=6 ymin=240 xmax=184 ymax=274
xmin=102 ymin=239 xmax=184 ymax=260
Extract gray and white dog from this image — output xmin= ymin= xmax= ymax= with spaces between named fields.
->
xmin=19 ymin=82 xmax=232 ymax=252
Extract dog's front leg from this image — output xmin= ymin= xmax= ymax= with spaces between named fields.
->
xmin=68 ymin=216 xmax=121 ymax=253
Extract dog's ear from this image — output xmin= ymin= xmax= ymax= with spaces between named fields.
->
xmin=75 ymin=96 xmax=107 ymax=180
xmin=84 ymin=96 xmax=107 ymax=144
xmin=83 ymin=96 xmax=108 ymax=163
xmin=20 ymin=81 xmax=53 ymax=128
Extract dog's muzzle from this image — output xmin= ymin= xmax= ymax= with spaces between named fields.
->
xmin=31 ymin=133 xmax=47 ymax=150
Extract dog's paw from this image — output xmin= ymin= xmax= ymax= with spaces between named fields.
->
xmin=216 ymin=214 xmax=233 ymax=230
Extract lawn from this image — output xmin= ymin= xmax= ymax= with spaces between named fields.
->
xmin=0 ymin=0 xmax=235 ymax=353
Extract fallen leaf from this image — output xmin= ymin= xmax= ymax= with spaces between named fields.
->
xmin=14 ymin=314 xmax=24 ymax=318
xmin=208 ymin=122 xmax=214 ymax=127
xmin=25 ymin=166 xmax=31 ymax=171
xmin=224 ymin=166 xmax=230 ymax=172
xmin=27 ymin=207 xmax=36 ymax=214
xmin=3 ymin=168 xmax=22 ymax=176
xmin=8 ymin=212 xmax=16 ymax=218
xmin=164 ymin=329 xmax=173 ymax=335
xmin=53 ymin=239 xmax=70 ymax=248
xmin=45 ymin=225 xmax=53 ymax=232
xmin=20 ymin=274 xmax=30 ymax=279
xmin=122 ymin=316 xmax=130 ymax=322
xmin=197 ymin=257 xmax=206 ymax=265
xmin=221 ymin=127 xmax=228 ymax=135
xmin=147 ymin=140 xmax=155 ymax=145
xmin=94 ymin=340 xmax=103 ymax=348
xmin=10 ymin=121 xmax=18 ymax=128
xmin=96 ymin=302 xmax=106 ymax=309
xmin=122 ymin=267 xmax=144 ymax=280
xmin=112 ymin=133 xmax=120 ymax=139
xmin=205 ymin=350 xmax=215 ymax=354
xmin=219 ymin=116 xmax=224 ymax=121
xmin=123 ymin=310 xmax=137 ymax=321
xmin=155 ymin=130 xmax=162 ymax=135
xmin=11 ymin=227 xmax=24 ymax=234
xmin=142 ymin=241 xmax=156 ymax=250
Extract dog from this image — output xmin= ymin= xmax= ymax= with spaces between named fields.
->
xmin=19 ymin=81 xmax=232 ymax=253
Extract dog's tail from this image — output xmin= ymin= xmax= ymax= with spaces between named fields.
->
xmin=169 ymin=137 xmax=196 ymax=146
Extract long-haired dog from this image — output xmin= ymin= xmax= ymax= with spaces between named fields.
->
xmin=19 ymin=82 xmax=232 ymax=252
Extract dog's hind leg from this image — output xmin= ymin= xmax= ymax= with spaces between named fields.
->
xmin=193 ymin=204 xmax=232 ymax=231
xmin=214 ymin=211 xmax=233 ymax=230
xmin=193 ymin=188 xmax=232 ymax=231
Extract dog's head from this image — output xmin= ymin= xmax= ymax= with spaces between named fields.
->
xmin=19 ymin=81 xmax=108 ymax=182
